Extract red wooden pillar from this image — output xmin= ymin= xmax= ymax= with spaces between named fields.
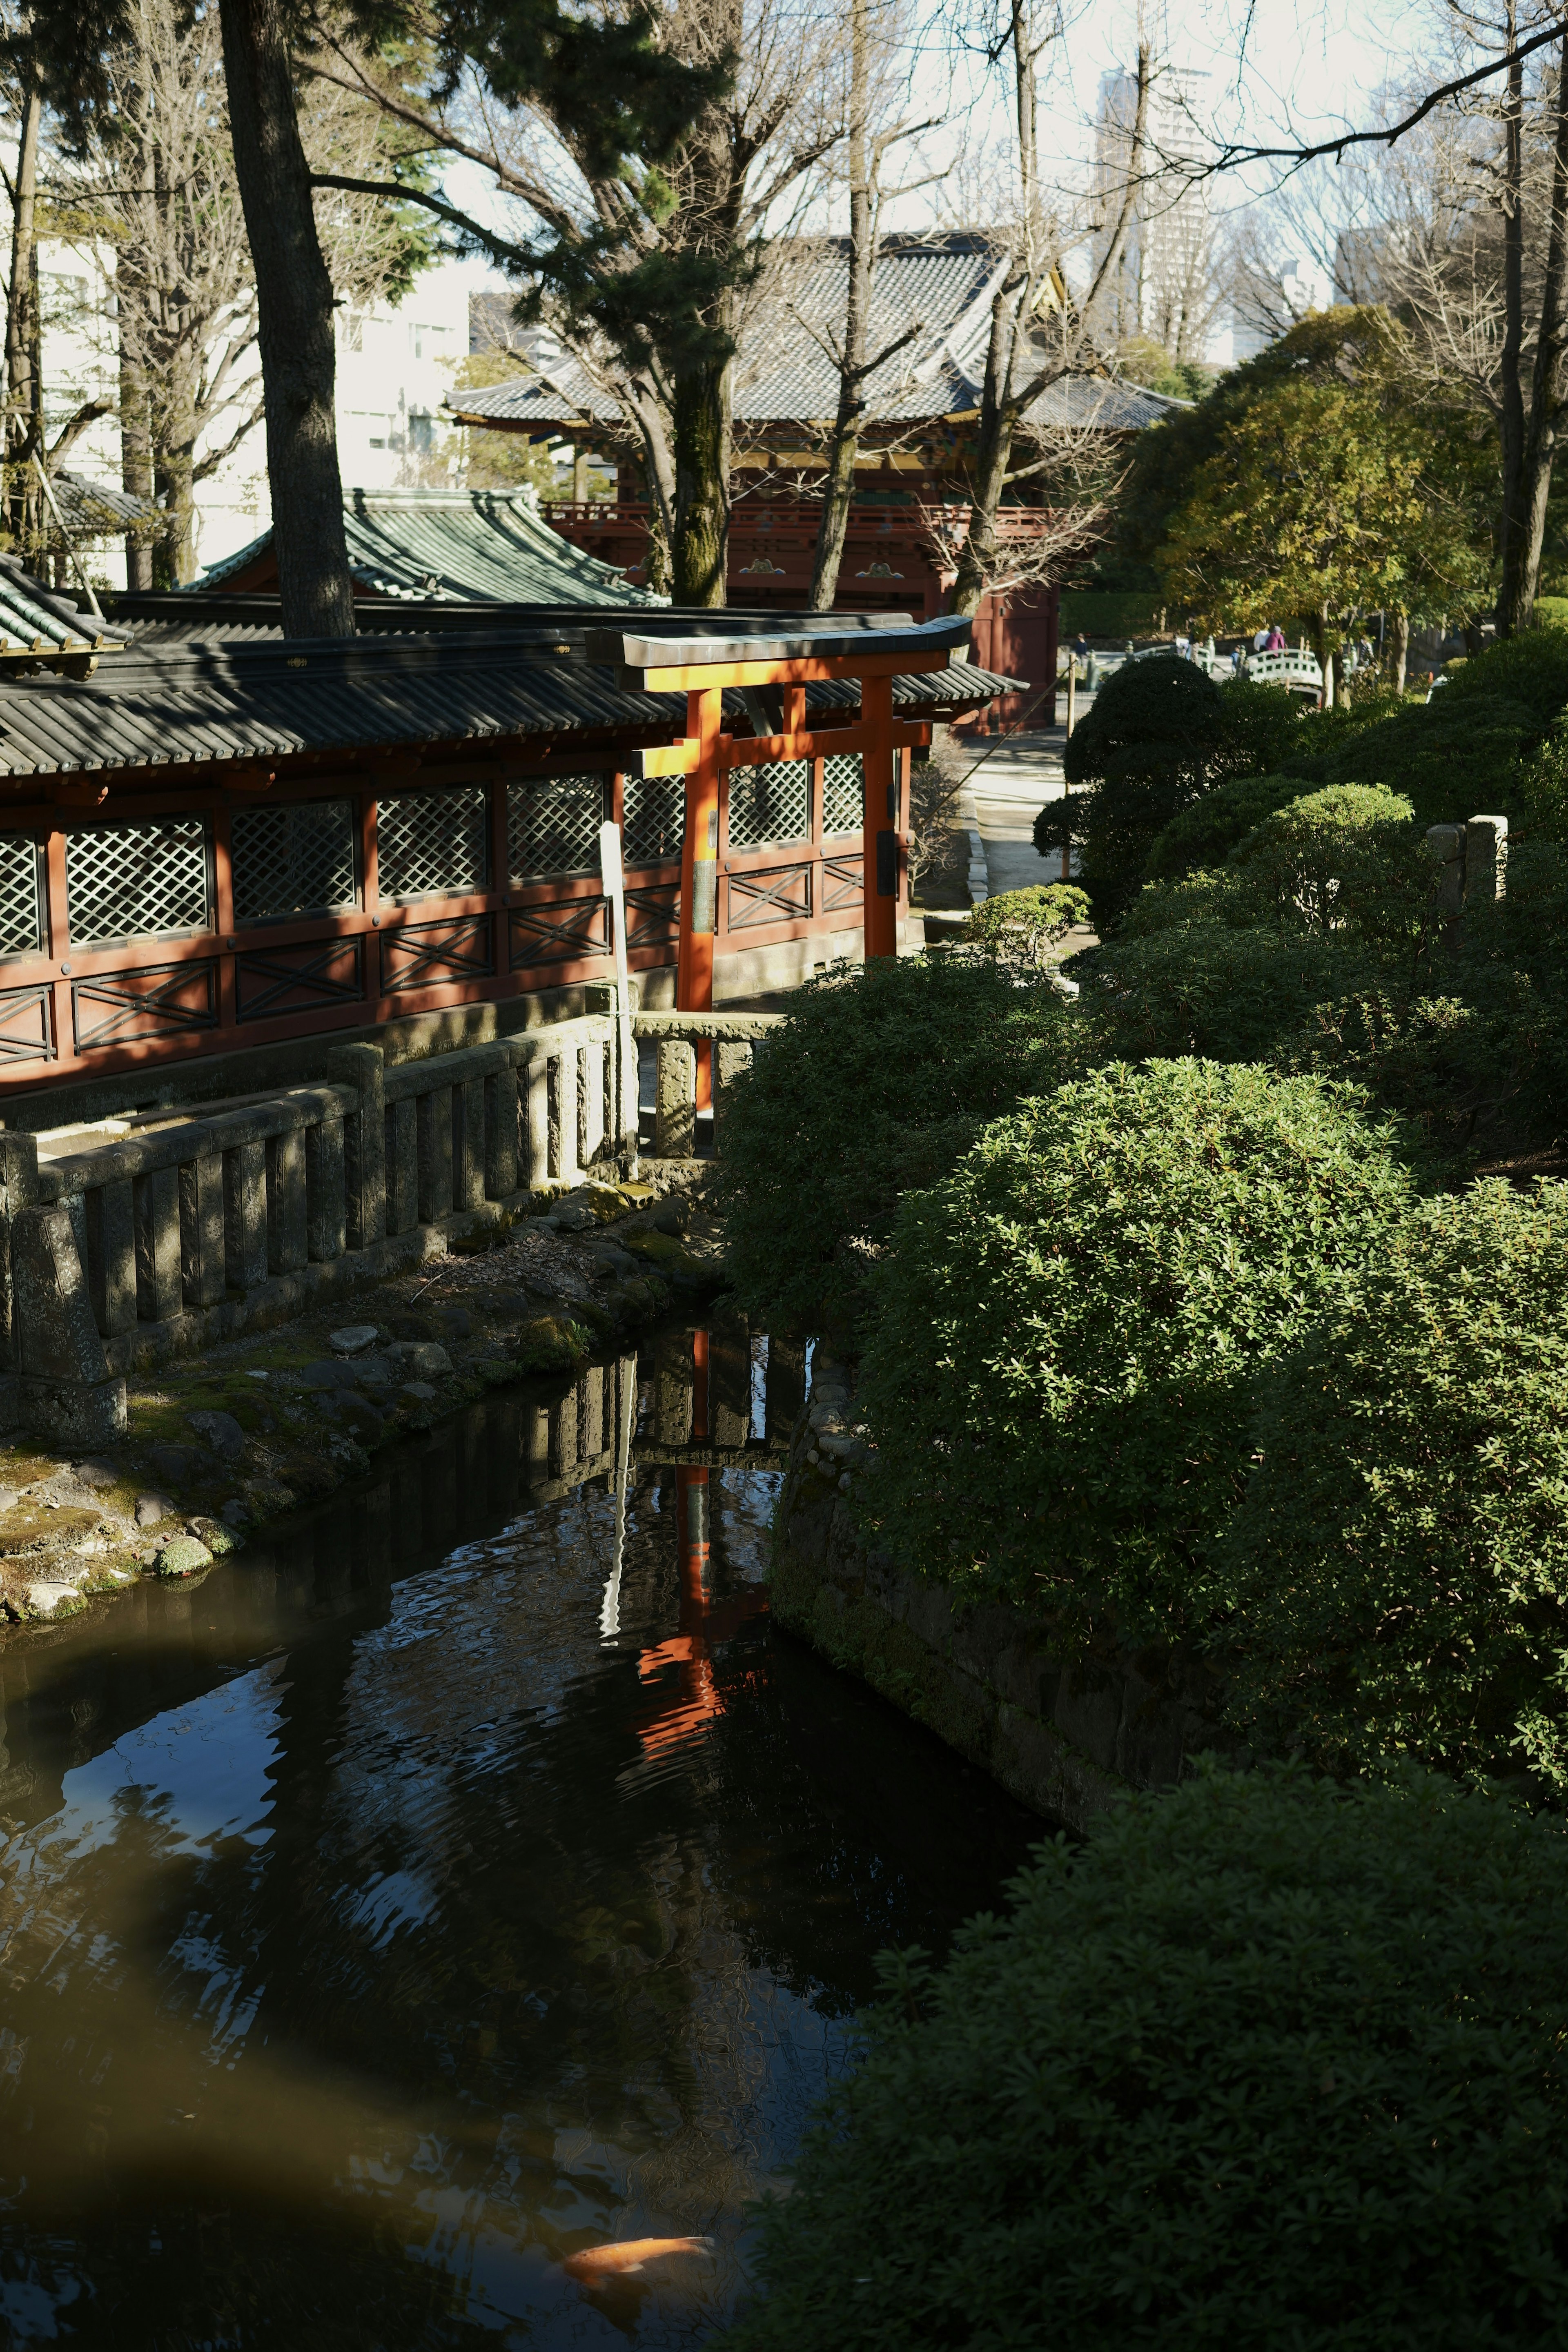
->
xmin=679 ymin=685 xmax=722 ymax=1107
xmin=861 ymin=671 xmax=898 ymax=960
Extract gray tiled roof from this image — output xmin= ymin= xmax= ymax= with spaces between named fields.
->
xmin=198 ymin=486 xmax=658 ymax=604
xmin=0 ymin=554 xmax=131 ymax=655
xmin=0 ymin=628 xmax=1014 ymax=780
xmin=449 ymin=243 xmax=1189 ymax=437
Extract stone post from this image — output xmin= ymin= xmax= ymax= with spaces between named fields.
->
xmin=0 ymin=1131 xmax=39 ymax=1408
xmin=327 ymin=1043 xmax=387 ymax=1249
xmin=655 ymin=1038 xmax=696 ymax=1158
xmin=12 ymin=1200 xmax=127 ymax=1445
xmin=1466 ymin=814 xmax=1508 ymax=906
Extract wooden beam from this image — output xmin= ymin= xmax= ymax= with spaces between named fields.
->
xmin=633 ymin=648 xmax=953 ymax=691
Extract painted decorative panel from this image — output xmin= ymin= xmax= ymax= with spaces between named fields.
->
xmin=72 ymin=960 xmax=219 ymax=1050
xmin=67 ymin=817 xmax=210 ymax=946
xmin=381 ymin=913 xmax=494 ymax=994
xmin=0 ymin=981 xmax=53 ymax=1063
xmin=377 ymin=784 xmax=489 ymax=901
xmin=726 ymin=862 xmax=813 ymax=933
xmin=508 ymin=895 xmax=611 ymax=968
xmin=235 ymin=935 xmax=365 ymax=1024
xmin=232 ymin=800 xmax=356 ymax=922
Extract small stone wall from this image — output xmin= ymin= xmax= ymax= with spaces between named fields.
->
xmin=769 ymin=1355 xmax=1235 ymax=1835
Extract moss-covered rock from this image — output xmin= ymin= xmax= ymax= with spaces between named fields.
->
xmin=156 ymin=1535 xmax=213 ymax=1578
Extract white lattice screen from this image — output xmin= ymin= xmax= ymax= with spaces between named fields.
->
xmin=622 ymin=775 xmax=684 ymax=867
xmin=377 ymin=784 xmax=489 ymax=901
xmin=0 ymin=834 xmax=42 ymax=957
xmin=232 ymin=800 xmax=356 ymax=922
xmin=506 ymin=776 xmax=606 ymax=879
xmin=822 ymin=753 xmax=864 ymax=836
xmin=67 ymin=818 xmax=211 ymax=946
xmin=728 ymin=760 xmax=809 ymax=850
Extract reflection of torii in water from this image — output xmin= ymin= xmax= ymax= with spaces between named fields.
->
xmin=624 ymin=1329 xmax=766 ymax=1763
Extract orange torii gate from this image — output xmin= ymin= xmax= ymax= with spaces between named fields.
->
xmin=589 ymin=612 xmax=976 ymax=1018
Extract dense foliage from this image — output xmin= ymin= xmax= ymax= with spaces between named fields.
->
xmin=715 ymin=956 xmax=1084 ymax=1334
xmin=1220 ymin=1180 xmax=1568 ymax=1791
xmin=962 ymin=881 xmax=1089 ymax=968
xmin=1276 ymin=690 xmax=1541 ymax=832
xmin=722 ymin=1765 xmax=1568 ymax=2352
xmin=1144 ymin=770 xmax=1307 ymax=878
xmin=854 ymin=1060 xmax=1417 ymax=1639
xmin=1033 ymin=659 xmax=1298 ymax=925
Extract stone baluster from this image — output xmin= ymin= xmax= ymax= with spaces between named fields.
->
xmin=328 ymin=1042 xmax=387 ymax=1248
xmin=655 ymin=1038 xmax=696 ymax=1158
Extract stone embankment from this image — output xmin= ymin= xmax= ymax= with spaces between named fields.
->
xmin=770 ymin=1356 xmax=1234 ymax=1835
xmin=0 ymin=1172 xmax=724 ymax=1636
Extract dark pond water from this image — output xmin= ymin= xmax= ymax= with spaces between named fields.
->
xmin=0 ymin=1323 xmax=1042 ymax=2350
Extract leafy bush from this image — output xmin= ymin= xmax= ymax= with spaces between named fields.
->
xmin=1092 ymin=919 xmax=1383 ymax=1065
xmin=962 ymin=881 xmax=1090 ymax=968
xmin=1283 ymin=982 xmax=1542 ymax=1159
xmin=1439 ymin=620 xmax=1568 ymax=723
xmin=1143 ymin=769 xmax=1306 ymax=879
xmin=1219 ymin=1180 xmax=1568 ymax=1791
xmin=722 ymin=1764 xmax=1568 ymax=2352
xmin=854 ymin=1059 xmax=1417 ymax=1638
xmin=715 ymin=956 xmax=1085 ymax=1334
xmin=1279 ymin=690 xmax=1541 ymax=831
xmin=1229 ymin=782 xmax=1436 ymax=957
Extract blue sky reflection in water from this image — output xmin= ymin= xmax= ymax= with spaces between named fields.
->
xmin=0 ymin=1348 xmax=1039 ymax=2349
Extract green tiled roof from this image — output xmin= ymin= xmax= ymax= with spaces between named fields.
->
xmin=197 ymin=486 xmax=659 ymax=606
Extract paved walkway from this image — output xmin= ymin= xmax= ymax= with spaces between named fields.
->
xmin=958 ymin=711 xmax=1097 ymax=898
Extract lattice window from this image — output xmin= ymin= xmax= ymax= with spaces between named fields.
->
xmin=231 ymin=800 xmax=356 ymax=922
xmin=507 ymin=775 xmax=605 ymax=880
xmin=728 ymin=760 xmax=808 ymax=850
xmin=377 ymin=784 xmax=489 ymax=902
xmin=67 ymin=817 xmax=210 ymax=946
xmin=622 ymin=775 xmax=684 ymax=868
xmin=0 ymin=833 xmax=42 ymax=957
xmin=822 ymin=753 xmax=864 ymax=837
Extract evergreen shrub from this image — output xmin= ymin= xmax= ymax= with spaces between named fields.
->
xmin=962 ymin=881 xmax=1090 ymax=968
xmin=715 ymin=956 xmax=1084 ymax=1333
xmin=1229 ymin=783 xmax=1435 ymax=955
xmin=722 ymin=1764 xmax=1568 ymax=2352
xmin=1143 ymin=769 xmax=1305 ymax=879
xmin=1280 ymin=691 xmax=1541 ymax=831
xmin=1093 ymin=920 xmax=1382 ymax=1066
xmin=1220 ymin=1180 xmax=1568 ymax=1791
xmin=855 ymin=1059 xmax=1417 ymax=1638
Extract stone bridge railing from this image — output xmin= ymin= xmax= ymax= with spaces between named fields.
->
xmin=0 ymin=1011 xmax=637 ymax=1448
xmin=634 ymin=1009 xmax=784 ymax=1158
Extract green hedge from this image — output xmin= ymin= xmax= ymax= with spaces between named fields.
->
xmin=722 ymin=1764 xmax=1568 ymax=2352
xmin=1143 ymin=770 xmax=1305 ymax=878
xmin=854 ymin=1059 xmax=1417 ymax=1639
xmin=1091 ymin=918 xmax=1384 ymax=1066
xmin=1220 ymin=1179 xmax=1568 ymax=1791
xmin=715 ymin=956 xmax=1085 ymax=1334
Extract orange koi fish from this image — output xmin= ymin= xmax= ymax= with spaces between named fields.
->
xmin=561 ymin=2235 xmax=714 ymax=2285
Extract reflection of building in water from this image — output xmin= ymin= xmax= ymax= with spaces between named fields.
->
xmin=1094 ymin=60 xmax=1228 ymax=365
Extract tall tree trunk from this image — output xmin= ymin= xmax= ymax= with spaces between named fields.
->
xmin=1504 ymin=31 xmax=1568 ymax=632
xmin=950 ymin=285 xmax=1020 ymax=615
xmin=1497 ymin=9 xmax=1527 ymax=632
xmin=809 ymin=0 xmax=871 ymax=610
xmin=217 ymin=0 xmax=354 ymax=635
xmin=1390 ymin=609 xmax=1410 ymax=694
xmin=4 ymin=82 xmax=42 ymax=559
xmin=120 ymin=347 xmax=154 ymax=591
xmin=671 ymin=349 xmax=730 ymax=605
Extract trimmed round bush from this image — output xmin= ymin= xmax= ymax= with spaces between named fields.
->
xmin=1229 ymin=782 xmax=1427 ymax=951
xmin=1220 ymin=1178 xmax=1568 ymax=1791
xmin=1143 ymin=768 xmax=1306 ymax=880
xmin=855 ymin=1059 xmax=1417 ymax=1637
xmin=722 ymin=1765 xmax=1568 ymax=2352
xmin=962 ymin=881 xmax=1090 ymax=968
xmin=715 ymin=955 xmax=1085 ymax=1333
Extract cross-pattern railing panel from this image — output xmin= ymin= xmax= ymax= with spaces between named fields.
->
xmin=509 ymin=895 xmax=611 ymax=967
xmin=377 ymin=783 xmax=489 ymax=902
xmin=822 ymin=752 xmax=864 ymax=837
xmin=506 ymin=775 xmax=606 ymax=880
xmin=727 ymin=760 xmax=808 ymax=850
xmin=232 ymin=799 xmax=357 ymax=922
xmin=67 ymin=817 xmax=211 ymax=946
xmin=726 ymin=861 xmax=813 ymax=933
xmin=381 ymin=913 xmax=494 ymax=994
xmin=622 ymin=775 xmax=684 ymax=867
xmin=0 ymin=980 xmax=52 ymax=1062
xmin=236 ymin=937 xmax=365 ymax=1024
xmin=0 ymin=833 xmax=42 ymax=958
xmin=822 ymin=853 xmax=862 ymax=914
xmin=72 ymin=959 xmax=220 ymax=1050
xmin=626 ymin=880 xmax=679 ymax=951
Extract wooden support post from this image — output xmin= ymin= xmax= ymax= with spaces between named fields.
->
xmin=862 ymin=670 xmax=898 ymax=960
xmin=678 ymin=688 xmax=722 ymax=1107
